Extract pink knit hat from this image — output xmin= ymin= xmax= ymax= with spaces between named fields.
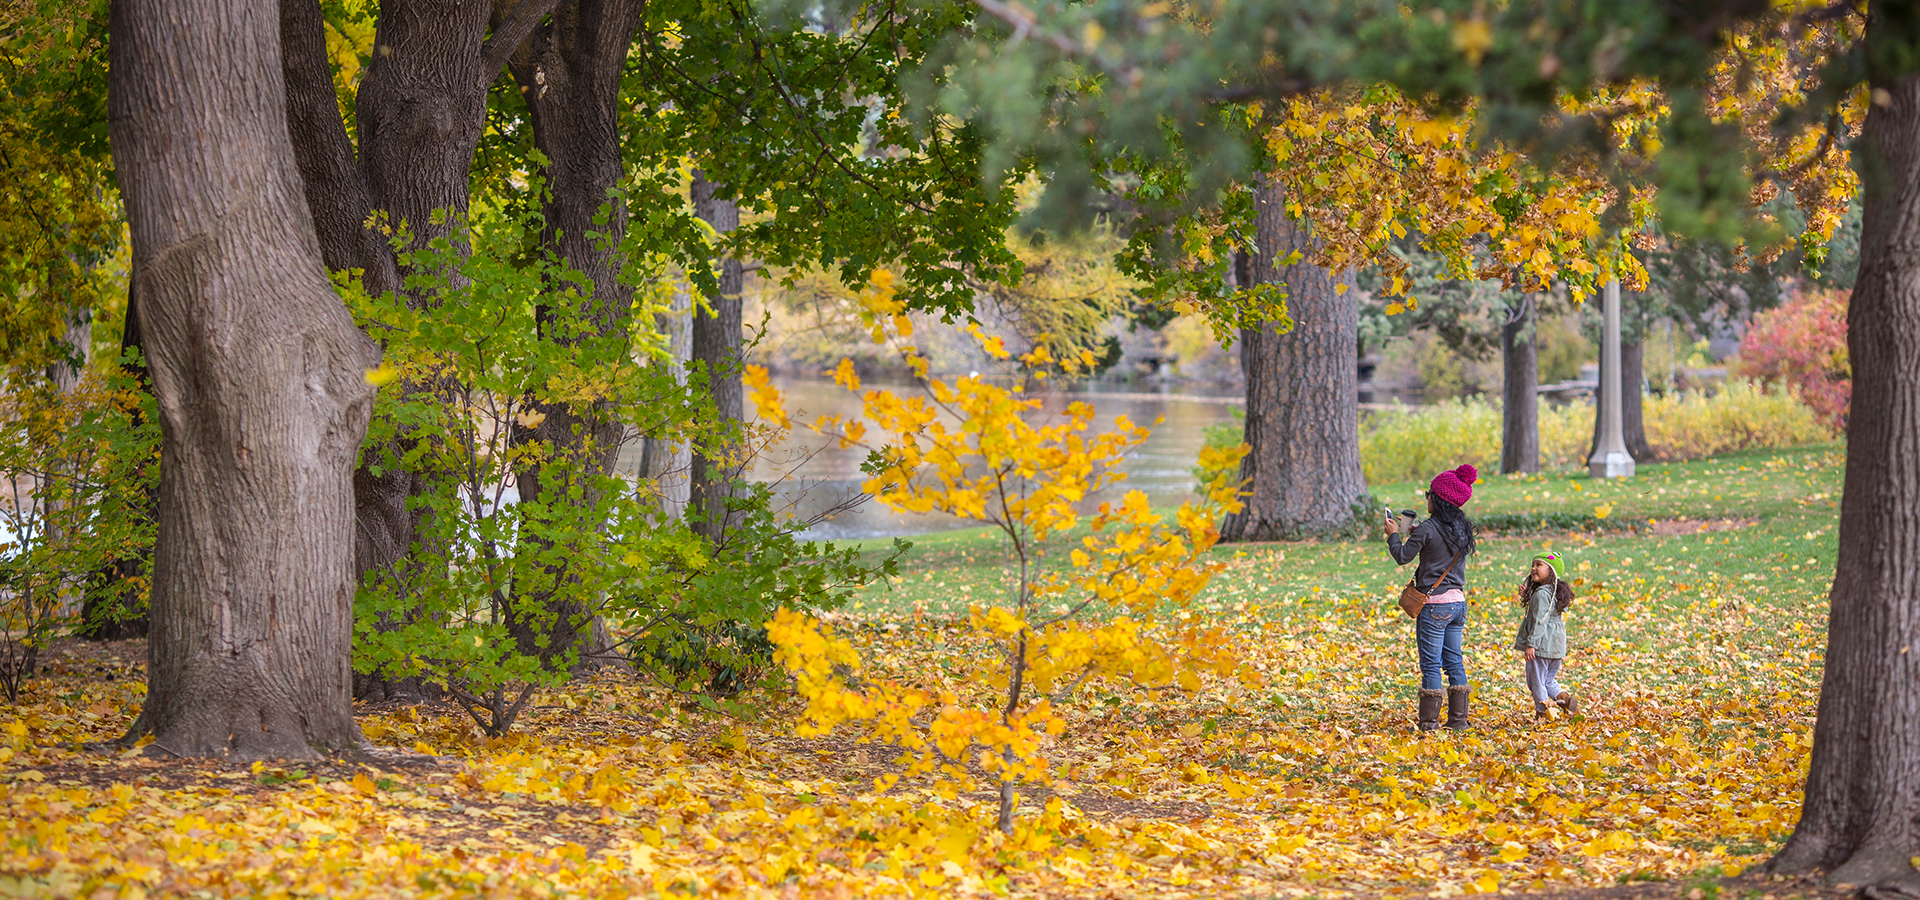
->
xmin=1428 ymin=464 xmax=1478 ymax=507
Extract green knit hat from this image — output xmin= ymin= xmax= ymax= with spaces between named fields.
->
xmin=1533 ymin=551 xmax=1565 ymax=581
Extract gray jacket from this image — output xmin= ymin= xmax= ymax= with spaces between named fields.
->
xmin=1512 ymin=582 xmax=1567 ymax=658
xmin=1387 ymin=520 xmax=1467 ymax=596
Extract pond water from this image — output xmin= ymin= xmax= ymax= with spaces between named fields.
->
xmin=745 ymin=377 xmax=1245 ymax=541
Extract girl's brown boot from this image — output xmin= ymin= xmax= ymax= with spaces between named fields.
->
xmin=1444 ymin=684 xmax=1472 ymax=730
xmin=1554 ymin=691 xmax=1578 ymax=715
xmin=1417 ymin=689 xmax=1445 ymax=732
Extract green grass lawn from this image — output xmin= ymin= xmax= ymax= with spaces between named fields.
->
xmin=838 ymin=442 xmax=1845 ymax=624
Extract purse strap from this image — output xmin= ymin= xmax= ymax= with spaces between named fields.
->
xmin=1420 ymin=544 xmax=1467 ymax=595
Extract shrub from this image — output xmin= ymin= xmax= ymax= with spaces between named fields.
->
xmin=1347 ymin=382 xmax=1831 ymax=486
xmin=1735 ymin=286 xmax=1850 ymax=428
xmin=0 ymin=364 xmax=158 ymax=701
xmin=1475 ymin=512 xmax=1644 ymax=535
xmin=1641 ymin=378 xmax=1833 ymax=459
xmin=346 ymin=206 xmax=890 ymax=735
xmin=1353 ymin=398 xmax=1591 ymax=484
xmin=1358 ymin=398 xmax=1502 ymax=485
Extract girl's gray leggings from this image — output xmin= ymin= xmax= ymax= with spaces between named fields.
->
xmin=1525 ymin=656 xmax=1564 ymax=703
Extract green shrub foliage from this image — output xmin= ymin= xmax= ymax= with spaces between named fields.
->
xmin=0 ymin=360 xmax=158 ymax=701
xmin=345 ymin=203 xmax=896 ymax=735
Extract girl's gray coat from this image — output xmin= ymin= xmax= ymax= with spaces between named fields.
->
xmin=1512 ymin=582 xmax=1567 ymax=659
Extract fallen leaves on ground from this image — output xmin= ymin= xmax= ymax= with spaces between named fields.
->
xmin=0 ymin=450 xmax=1842 ymax=898
xmin=0 ymin=559 xmax=1821 ymax=900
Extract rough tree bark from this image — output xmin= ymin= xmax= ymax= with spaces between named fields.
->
xmin=503 ymin=0 xmax=645 ymax=671
xmin=1767 ymin=12 xmax=1920 ymax=891
xmin=1500 ymin=296 xmax=1539 ymax=474
xmin=1219 ymin=182 xmax=1369 ymax=541
xmin=277 ymin=0 xmax=398 ymax=292
xmin=109 ymin=0 xmax=379 ymax=757
xmin=688 ymin=171 xmax=747 ymax=543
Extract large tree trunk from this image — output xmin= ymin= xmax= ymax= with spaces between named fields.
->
xmin=688 ymin=171 xmax=747 ymax=544
xmin=1219 ymin=182 xmax=1368 ymax=541
xmin=346 ymin=1 xmax=503 ymax=614
xmin=1500 ymin=296 xmax=1539 ymax=474
xmin=109 ymin=0 xmax=379 ymax=758
xmin=1767 ymin=19 xmax=1920 ymax=892
xmin=503 ymin=0 xmax=644 ymax=672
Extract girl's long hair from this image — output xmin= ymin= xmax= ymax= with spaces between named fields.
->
xmin=1427 ymin=493 xmax=1476 ymax=557
xmin=1517 ymin=572 xmax=1579 ymax=615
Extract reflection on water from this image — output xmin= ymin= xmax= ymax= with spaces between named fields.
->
xmin=746 ymin=377 xmax=1245 ymax=540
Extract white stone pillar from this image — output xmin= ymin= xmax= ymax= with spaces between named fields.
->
xmin=1588 ymin=279 xmax=1635 ymax=478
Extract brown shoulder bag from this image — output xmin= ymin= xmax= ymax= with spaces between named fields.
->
xmin=1398 ymin=545 xmax=1465 ymax=619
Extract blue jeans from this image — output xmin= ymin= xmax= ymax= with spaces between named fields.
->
xmin=1415 ymin=601 xmax=1468 ymax=690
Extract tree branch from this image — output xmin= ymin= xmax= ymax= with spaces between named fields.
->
xmin=278 ymin=0 xmax=386 ymax=277
xmin=479 ymin=0 xmax=562 ymax=86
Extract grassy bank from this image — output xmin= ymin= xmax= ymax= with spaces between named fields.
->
xmin=843 ymin=442 xmax=1843 ymax=623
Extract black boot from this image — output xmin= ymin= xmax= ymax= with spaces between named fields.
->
xmin=1444 ymin=684 xmax=1471 ymax=730
xmin=1418 ymin=688 xmax=1445 ymax=732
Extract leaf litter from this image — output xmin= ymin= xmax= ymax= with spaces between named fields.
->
xmin=0 ymin=448 xmax=1854 ymax=899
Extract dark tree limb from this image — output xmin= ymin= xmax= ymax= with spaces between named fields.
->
xmin=278 ymin=0 xmax=397 ymax=291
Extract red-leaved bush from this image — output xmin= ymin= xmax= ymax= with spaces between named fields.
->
xmin=1736 ymin=286 xmax=1850 ymax=429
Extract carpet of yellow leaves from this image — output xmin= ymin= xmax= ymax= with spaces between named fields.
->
xmin=1 ymin=545 xmax=1820 ymax=900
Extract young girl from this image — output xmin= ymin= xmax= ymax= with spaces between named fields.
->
xmin=1514 ymin=552 xmax=1577 ymax=718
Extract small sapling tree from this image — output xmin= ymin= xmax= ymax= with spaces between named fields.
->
xmin=768 ymin=276 xmax=1248 ymax=831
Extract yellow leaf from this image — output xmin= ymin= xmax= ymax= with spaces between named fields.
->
xmin=296 ymin=818 xmax=336 ymax=835
xmin=629 ymin=843 xmax=658 ymax=872
xmin=364 ymin=364 xmax=401 ymax=387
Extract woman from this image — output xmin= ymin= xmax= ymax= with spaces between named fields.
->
xmin=1384 ymin=463 xmax=1479 ymax=731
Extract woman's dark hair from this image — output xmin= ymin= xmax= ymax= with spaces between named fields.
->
xmin=1426 ymin=492 xmax=1476 ymax=556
